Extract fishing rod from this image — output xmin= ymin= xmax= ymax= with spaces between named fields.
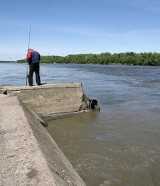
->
xmin=26 ymin=24 xmax=31 ymax=86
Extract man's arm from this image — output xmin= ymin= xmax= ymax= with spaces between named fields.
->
xmin=26 ymin=50 xmax=32 ymax=64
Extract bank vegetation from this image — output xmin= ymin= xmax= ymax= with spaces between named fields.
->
xmin=17 ymin=52 xmax=160 ymax=66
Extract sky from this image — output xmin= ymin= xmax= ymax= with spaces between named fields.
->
xmin=0 ymin=0 xmax=160 ymax=61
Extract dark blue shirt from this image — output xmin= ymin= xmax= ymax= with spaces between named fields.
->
xmin=31 ymin=51 xmax=40 ymax=63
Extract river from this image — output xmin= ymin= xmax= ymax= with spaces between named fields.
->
xmin=1 ymin=62 xmax=160 ymax=186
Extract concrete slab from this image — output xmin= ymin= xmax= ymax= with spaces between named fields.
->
xmin=0 ymin=83 xmax=87 ymax=186
xmin=0 ymin=94 xmax=56 ymax=186
xmin=3 ymin=83 xmax=85 ymax=118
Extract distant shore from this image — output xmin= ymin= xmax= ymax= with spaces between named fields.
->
xmin=1 ymin=51 xmax=160 ymax=66
xmin=18 ymin=52 xmax=160 ymax=66
xmin=0 ymin=61 xmax=16 ymax=63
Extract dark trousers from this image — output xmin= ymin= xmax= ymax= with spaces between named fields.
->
xmin=28 ymin=63 xmax=41 ymax=86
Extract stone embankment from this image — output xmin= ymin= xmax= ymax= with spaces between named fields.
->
xmin=0 ymin=83 xmax=100 ymax=186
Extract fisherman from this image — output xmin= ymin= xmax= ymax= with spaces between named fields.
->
xmin=26 ymin=49 xmax=41 ymax=86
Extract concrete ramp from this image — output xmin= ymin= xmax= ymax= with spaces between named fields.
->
xmin=3 ymin=83 xmax=85 ymax=119
xmin=1 ymin=82 xmax=99 ymax=186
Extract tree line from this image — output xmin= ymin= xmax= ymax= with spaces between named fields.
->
xmin=17 ymin=52 xmax=160 ymax=66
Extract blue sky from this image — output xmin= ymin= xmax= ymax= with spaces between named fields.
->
xmin=0 ymin=0 xmax=160 ymax=61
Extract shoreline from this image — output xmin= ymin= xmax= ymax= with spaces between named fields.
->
xmin=1 ymin=61 xmax=160 ymax=67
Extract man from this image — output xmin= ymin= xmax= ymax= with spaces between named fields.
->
xmin=26 ymin=49 xmax=41 ymax=86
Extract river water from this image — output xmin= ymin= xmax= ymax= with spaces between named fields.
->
xmin=1 ymin=63 xmax=160 ymax=186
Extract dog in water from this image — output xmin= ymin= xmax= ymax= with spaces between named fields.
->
xmin=79 ymin=94 xmax=100 ymax=111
